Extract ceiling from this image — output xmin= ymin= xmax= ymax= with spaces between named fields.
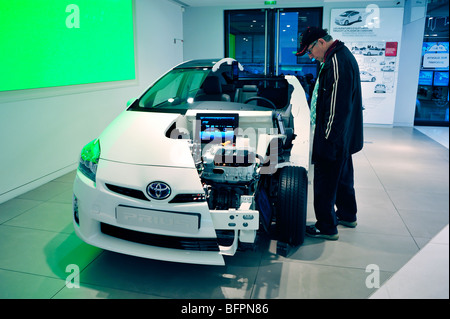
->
xmin=172 ymin=0 xmax=448 ymax=25
xmin=173 ymin=0 xmax=395 ymax=7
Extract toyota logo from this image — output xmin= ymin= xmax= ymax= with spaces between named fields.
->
xmin=146 ymin=182 xmax=171 ymax=200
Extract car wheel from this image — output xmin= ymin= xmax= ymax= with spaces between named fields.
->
xmin=275 ymin=166 xmax=308 ymax=246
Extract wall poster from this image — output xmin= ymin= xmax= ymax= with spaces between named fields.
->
xmin=330 ymin=7 xmax=404 ymax=125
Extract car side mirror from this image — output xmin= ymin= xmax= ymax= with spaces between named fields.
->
xmin=126 ymin=98 xmax=137 ymax=107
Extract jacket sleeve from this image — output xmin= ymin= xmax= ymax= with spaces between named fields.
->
xmin=322 ymin=53 xmax=353 ymax=146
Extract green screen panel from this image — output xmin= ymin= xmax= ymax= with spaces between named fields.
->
xmin=0 ymin=0 xmax=135 ymax=92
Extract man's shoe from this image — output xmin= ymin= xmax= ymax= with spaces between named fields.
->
xmin=305 ymin=225 xmax=339 ymax=240
xmin=337 ymin=219 xmax=357 ymax=228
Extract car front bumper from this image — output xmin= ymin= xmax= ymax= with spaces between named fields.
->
xmin=72 ymin=159 xmax=258 ymax=266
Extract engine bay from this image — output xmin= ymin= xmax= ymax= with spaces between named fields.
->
xmin=166 ymin=109 xmax=289 ymax=214
xmin=198 ymin=142 xmax=260 ymax=210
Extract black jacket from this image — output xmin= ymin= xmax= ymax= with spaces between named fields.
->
xmin=312 ymin=40 xmax=364 ymax=162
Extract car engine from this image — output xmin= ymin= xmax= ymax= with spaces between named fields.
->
xmin=196 ymin=143 xmax=260 ymax=210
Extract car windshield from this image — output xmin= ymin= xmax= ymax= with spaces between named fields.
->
xmin=340 ymin=11 xmax=353 ymax=17
xmin=136 ymin=68 xmax=210 ymax=110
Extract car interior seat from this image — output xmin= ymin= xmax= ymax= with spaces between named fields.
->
xmin=195 ymin=76 xmax=230 ymax=102
xmin=235 ymin=85 xmax=258 ymax=104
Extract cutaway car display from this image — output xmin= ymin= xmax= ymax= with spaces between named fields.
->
xmin=73 ymin=58 xmax=311 ymax=265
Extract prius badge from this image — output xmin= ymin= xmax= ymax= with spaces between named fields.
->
xmin=147 ymin=182 xmax=171 ymax=200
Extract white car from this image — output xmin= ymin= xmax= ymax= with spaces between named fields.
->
xmin=363 ymin=48 xmax=384 ymax=56
xmin=360 ymin=71 xmax=376 ymax=82
xmin=72 ymin=58 xmax=311 ymax=265
xmin=335 ymin=10 xmax=362 ymax=26
xmin=374 ymin=83 xmax=386 ymax=93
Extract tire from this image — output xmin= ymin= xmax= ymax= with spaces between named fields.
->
xmin=275 ymin=166 xmax=308 ymax=246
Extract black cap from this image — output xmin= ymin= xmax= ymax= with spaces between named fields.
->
xmin=295 ymin=27 xmax=328 ymax=56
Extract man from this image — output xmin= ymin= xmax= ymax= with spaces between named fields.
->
xmin=296 ymin=27 xmax=364 ymax=240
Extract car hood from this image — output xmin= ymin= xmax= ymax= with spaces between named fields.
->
xmin=98 ymin=110 xmax=195 ymax=168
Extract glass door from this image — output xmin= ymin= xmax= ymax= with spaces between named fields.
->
xmin=276 ymin=8 xmax=322 ymax=103
xmin=414 ymin=1 xmax=449 ymax=126
xmin=276 ymin=8 xmax=322 ymax=76
xmin=225 ymin=9 xmax=269 ymax=76
xmin=225 ymin=7 xmax=322 ymax=102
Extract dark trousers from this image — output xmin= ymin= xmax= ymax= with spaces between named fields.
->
xmin=313 ymin=155 xmax=357 ymax=234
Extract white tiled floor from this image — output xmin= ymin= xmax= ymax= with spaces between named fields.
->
xmin=370 ymin=126 xmax=449 ymax=299
xmin=416 ymin=126 xmax=449 ymax=149
xmin=0 ymin=126 xmax=448 ymax=299
xmin=370 ymin=224 xmax=448 ymax=299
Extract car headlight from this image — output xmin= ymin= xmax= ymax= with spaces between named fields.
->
xmin=78 ymin=138 xmax=100 ymax=183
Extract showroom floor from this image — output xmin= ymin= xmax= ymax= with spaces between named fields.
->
xmin=0 ymin=126 xmax=448 ymax=299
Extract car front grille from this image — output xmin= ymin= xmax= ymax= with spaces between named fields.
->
xmin=105 ymin=183 xmax=150 ymax=201
xmin=105 ymin=183 xmax=206 ymax=204
xmin=100 ymin=223 xmax=220 ymax=252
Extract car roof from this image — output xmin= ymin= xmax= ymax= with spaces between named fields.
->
xmin=174 ymin=59 xmax=221 ymax=69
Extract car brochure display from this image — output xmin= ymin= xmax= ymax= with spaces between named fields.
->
xmin=330 ymin=7 xmax=404 ymax=125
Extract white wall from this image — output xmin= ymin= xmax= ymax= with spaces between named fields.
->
xmin=0 ymin=0 xmax=184 ymax=204
xmin=182 ymin=0 xmax=424 ymax=127
xmin=183 ymin=6 xmax=224 ymax=60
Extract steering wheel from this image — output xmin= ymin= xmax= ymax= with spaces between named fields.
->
xmin=243 ymin=96 xmax=277 ymax=109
